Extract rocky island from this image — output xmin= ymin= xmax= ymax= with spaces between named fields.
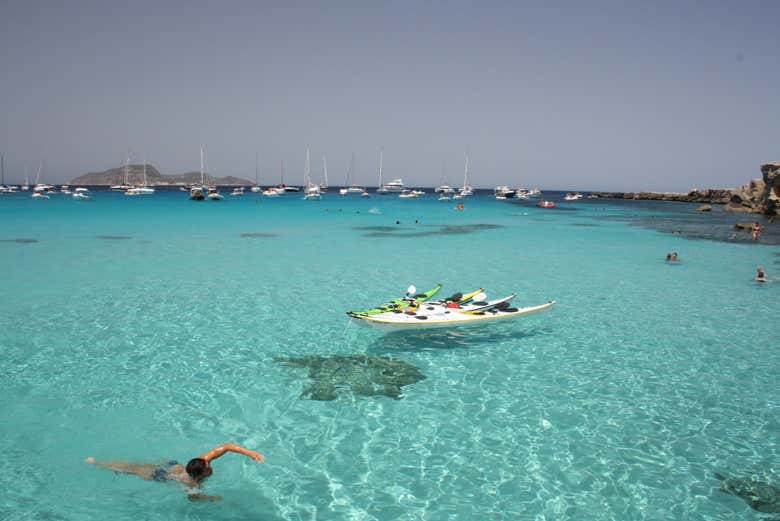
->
xmin=591 ymin=162 xmax=780 ymax=216
xmin=70 ymin=164 xmax=253 ymax=186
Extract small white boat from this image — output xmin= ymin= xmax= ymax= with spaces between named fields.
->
xmin=72 ymin=188 xmax=91 ymax=200
xmin=190 ymin=186 xmax=206 ymax=200
xmin=494 ymin=186 xmax=516 ymax=199
xmin=125 ymin=161 xmax=155 ymax=195
xmin=207 ymin=186 xmax=223 ymax=200
xmin=125 ymin=186 xmax=155 ymax=196
xmin=262 ymin=188 xmax=280 ymax=197
xmin=231 ymin=187 xmax=245 ymax=196
xmin=340 ymin=185 xmax=365 ymax=196
xmin=361 ymin=190 xmax=371 ymax=198
xmin=349 ymin=299 xmax=555 ymax=331
xmin=398 ymin=189 xmax=419 ymax=199
xmin=438 ymin=193 xmax=451 ymax=201
xmin=60 ymin=185 xmax=71 ymax=194
xmin=564 ymin=192 xmax=583 ymax=201
xmin=32 ymin=192 xmax=49 ymax=199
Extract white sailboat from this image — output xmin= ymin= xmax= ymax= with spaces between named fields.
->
xmin=455 ymin=152 xmax=474 ymax=198
xmin=250 ymin=153 xmax=261 ymax=192
xmin=303 ymin=148 xmax=321 ymax=200
xmin=376 ymin=148 xmax=404 ymax=194
xmin=32 ymin=161 xmax=53 ymax=195
xmin=204 ymin=151 xmax=222 ymax=200
xmin=339 ymin=153 xmax=364 ymax=195
xmin=110 ymin=152 xmax=133 ymax=191
xmin=126 ymin=159 xmax=155 ymax=195
xmin=319 ymin=154 xmax=329 ymax=192
xmin=189 ymin=148 xmax=206 ymax=200
xmin=21 ymin=166 xmax=30 ymax=190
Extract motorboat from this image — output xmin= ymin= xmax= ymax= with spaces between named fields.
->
xmin=262 ymin=187 xmax=281 ymax=197
xmin=377 ymin=178 xmax=404 ymax=194
xmin=564 ymin=192 xmax=583 ymax=201
xmin=60 ymin=185 xmax=71 ymax=194
xmin=398 ymin=189 xmax=422 ymax=199
xmin=72 ymin=188 xmax=91 ymax=200
xmin=339 ymin=185 xmax=365 ymax=196
xmin=189 ymin=186 xmax=206 ymax=200
xmin=435 ymin=184 xmax=455 ymax=194
xmin=494 ymin=186 xmax=516 ymax=199
xmin=231 ymin=187 xmax=245 ymax=196
xmin=32 ymin=191 xmax=49 ymax=199
xmin=438 ymin=193 xmax=452 ymax=201
xmin=125 ymin=186 xmax=155 ymax=196
xmin=207 ymin=186 xmax=223 ymax=200
xmin=529 ymin=188 xmax=542 ymax=198
xmin=539 ymin=200 xmax=556 ymax=208
xmin=361 ymin=190 xmax=371 ymax=198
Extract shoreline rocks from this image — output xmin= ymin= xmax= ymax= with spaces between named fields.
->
xmin=591 ymin=162 xmax=780 ymax=216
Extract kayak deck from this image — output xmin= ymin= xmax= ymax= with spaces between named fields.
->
xmin=349 ymin=300 xmax=556 ymax=330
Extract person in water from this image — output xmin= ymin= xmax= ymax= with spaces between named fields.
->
xmin=752 ymin=222 xmax=761 ymax=241
xmin=86 ymin=443 xmax=264 ymax=501
xmin=756 ymin=266 xmax=766 ymax=282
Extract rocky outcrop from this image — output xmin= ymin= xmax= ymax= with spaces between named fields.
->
xmin=760 ymin=162 xmax=780 ymax=215
xmin=591 ymin=162 xmax=780 ymax=216
xmin=590 ymin=189 xmax=732 ymax=204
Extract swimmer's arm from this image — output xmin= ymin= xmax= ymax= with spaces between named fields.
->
xmin=188 ymin=493 xmax=222 ymax=502
xmin=198 ymin=443 xmax=265 ymax=463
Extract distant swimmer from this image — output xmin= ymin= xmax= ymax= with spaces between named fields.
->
xmin=752 ymin=222 xmax=762 ymax=241
xmin=456 ymin=203 xmax=464 ymax=210
xmin=86 ymin=443 xmax=264 ymax=501
xmin=756 ymin=266 xmax=766 ymax=282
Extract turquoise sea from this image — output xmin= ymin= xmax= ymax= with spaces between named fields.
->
xmin=1 ymin=188 xmax=778 ymax=520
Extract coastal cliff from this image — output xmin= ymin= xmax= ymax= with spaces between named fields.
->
xmin=70 ymin=164 xmax=252 ymax=186
xmin=591 ymin=162 xmax=780 ymax=216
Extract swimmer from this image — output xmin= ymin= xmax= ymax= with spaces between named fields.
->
xmin=86 ymin=443 xmax=264 ymax=501
xmin=756 ymin=266 xmax=766 ymax=282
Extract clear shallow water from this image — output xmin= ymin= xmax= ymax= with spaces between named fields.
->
xmin=1 ymin=189 xmax=778 ymax=520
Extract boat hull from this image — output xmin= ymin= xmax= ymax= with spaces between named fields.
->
xmin=350 ymin=301 xmax=555 ymax=331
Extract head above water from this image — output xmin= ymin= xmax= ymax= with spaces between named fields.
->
xmin=186 ymin=458 xmax=213 ymax=481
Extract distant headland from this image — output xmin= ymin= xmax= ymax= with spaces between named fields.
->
xmin=591 ymin=162 xmax=780 ymax=216
xmin=69 ymin=164 xmax=252 ymax=186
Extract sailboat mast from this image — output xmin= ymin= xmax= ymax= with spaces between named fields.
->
xmin=1 ymin=154 xmax=4 ymax=185
xmin=200 ymin=147 xmax=204 ymax=185
xmin=464 ymin=152 xmax=470 ymax=188
xmin=125 ymin=150 xmax=131 ymax=186
xmin=143 ymin=157 xmax=147 ymax=187
xmin=305 ymin=148 xmax=311 ymax=186
xmin=280 ymin=160 xmax=284 ymax=186
xmin=378 ymin=148 xmax=384 ymax=188
xmin=322 ymin=154 xmax=328 ymax=187
xmin=255 ymin=152 xmax=259 ymax=186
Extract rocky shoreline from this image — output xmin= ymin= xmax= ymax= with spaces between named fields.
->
xmin=591 ymin=162 xmax=780 ymax=216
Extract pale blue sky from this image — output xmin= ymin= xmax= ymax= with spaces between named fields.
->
xmin=1 ymin=1 xmax=778 ymax=190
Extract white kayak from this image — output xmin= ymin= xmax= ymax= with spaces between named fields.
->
xmin=349 ymin=300 xmax=556 ymax=331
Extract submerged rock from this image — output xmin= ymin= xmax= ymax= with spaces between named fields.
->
xmin=716 ymin=473 xmax=780 ymax=513
xmin=276 ymin=354 xmax=426 ymax=401
xmin=696 ymin=204 xmax=712 ymax=212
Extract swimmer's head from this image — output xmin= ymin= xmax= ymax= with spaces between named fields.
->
xmin=186 ymin=458 xmax=212 ymax=481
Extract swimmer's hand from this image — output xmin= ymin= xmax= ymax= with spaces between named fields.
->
xmin=188 ymin=493 xmax=222 ymax=502
xmin=246 ymin=450 xmax=264 ymax=463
